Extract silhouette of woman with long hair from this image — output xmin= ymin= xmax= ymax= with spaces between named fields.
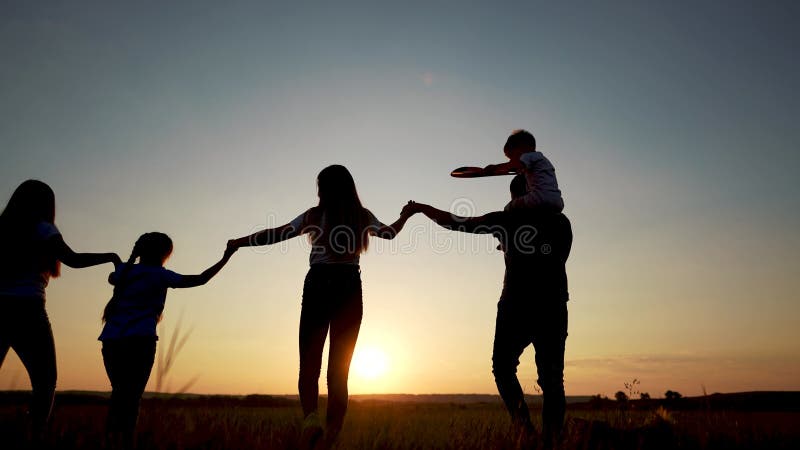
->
xmin=99 ymin=232 xmax=235 ymax=449
xmin=228 ymin=165 xmax=412 ymax=449
xmin=0 ymin=179 xmax=121 ymax=441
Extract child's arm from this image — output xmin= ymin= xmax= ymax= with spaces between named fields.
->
xmin=49 ymin=236 xmax=122 ymax=268
xmin=173 ymin=247 xmax=236 ymax=288
xmin=483 ymin=161 xmax=518 ymax=175
xmin=228 ymin=223 xmax=300 ymax=249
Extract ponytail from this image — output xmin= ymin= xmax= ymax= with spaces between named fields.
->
xmin=101 ymin=242 xmax=140 ymax=323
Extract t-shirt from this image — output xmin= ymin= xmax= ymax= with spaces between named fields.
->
xmin=495 ymin=211 xmax=572 ymax=302
xmin=507 ymin=151 xmax=564 ymax=212
xmin=0 ymin=221 xmax=61 ymax=300
xmin=449 ymin=211 xmax=572 ymax=303
xmin=289 ymin=208 xmax=385 ymax=265
xmin=98 ymin=263 xmax=183 ymax=341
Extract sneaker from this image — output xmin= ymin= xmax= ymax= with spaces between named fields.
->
xmin=312 ymin=424 xmax=344 ymax=450
xmin=299 ymin=412 xmax=323 ymax=450
xmin=512 ymin=420 xmax=537 ymax=450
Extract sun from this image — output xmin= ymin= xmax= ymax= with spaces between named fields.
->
xmin=352 ymin=346 xmax=389 ymax=380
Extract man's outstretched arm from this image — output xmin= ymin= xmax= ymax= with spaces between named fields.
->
xmin=406 ymin=201 xmax=501 ymax=234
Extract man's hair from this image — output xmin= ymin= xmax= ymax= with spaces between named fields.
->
xmin=504 ymin=129 xmax=536 ymax=154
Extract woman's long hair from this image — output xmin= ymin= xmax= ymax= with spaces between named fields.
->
xmin=0 ymin=179 xmax=60 ymax=278
xmin=102 ymin=232 xmax=173 ymax=323
xmin=311 ymin=165 xmax=372 ymax=256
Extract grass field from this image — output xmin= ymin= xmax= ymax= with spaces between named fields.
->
xmin=1 ymin=393 xmax=799 ymax=449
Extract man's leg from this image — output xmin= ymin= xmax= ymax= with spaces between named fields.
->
xmin=0 ymin=335 xmax=9 ymax=368
xmin=492 ymin=300 xmax=534 ymax=428
xmin=0 ymin=299 xmax=14 ymax=368
xmin=533 ymin=301 xmax=568 ymax=445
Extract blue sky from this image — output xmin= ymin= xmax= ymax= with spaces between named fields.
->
xmin=1 ymin=1 xmax=798 ymax=396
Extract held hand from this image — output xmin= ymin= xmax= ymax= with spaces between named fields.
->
xmin=402 ymin=200 xmax=421 ymax=217
xmin=223 ymin=239 xmax=239 ymax=258
xmin=110 ymin=253 xmax=123 ymax=267
xmin=224 ymin=242 xmax=238 ymax=258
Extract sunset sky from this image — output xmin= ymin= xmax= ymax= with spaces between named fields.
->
xmin=1 ymin=1 xmax=798 ymax=398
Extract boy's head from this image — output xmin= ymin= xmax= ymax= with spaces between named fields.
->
xmin=510 ymin=174 xmax=528 ymax=200
xmin=503 ymin=129 xmax=536 ymax=162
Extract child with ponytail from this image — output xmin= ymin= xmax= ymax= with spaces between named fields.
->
xmin=98 ymin=232 xmax=236 ymax=449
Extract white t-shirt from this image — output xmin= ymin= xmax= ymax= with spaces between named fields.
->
xmin=98 ymin=263 xmax=183 ymax=341
xmin=508 ymin=151 xmax=564 ymax=212
xmin=289 ymin=208 xmax=385 ymax=265
xmin=0 ymin=221 xmax=61 ymax=299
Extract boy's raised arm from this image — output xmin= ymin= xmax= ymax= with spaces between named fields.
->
xmin=483 ymin=161 xmax=517 ymax=175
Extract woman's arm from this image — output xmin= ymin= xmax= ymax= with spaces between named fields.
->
xmin=173 ymin=247 xmax=237 ymax=289
xmin=372 ymin=209 xmax=414 ymax=240
xmin=228 ymin=223 xmax=300 ymax=249
xmin=50 ymin=236 xmax=122 ymax=268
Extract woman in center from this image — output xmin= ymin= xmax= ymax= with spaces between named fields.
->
xmin=228 ymin=165 xmax=412 ymax=449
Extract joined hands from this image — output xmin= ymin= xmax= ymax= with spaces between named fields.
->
xmin=402 ymin=200 xmax=425 ymax=217
xmin=224 ymin=240 xmax=239 ymax=259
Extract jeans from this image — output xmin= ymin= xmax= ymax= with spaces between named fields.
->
xmin=492 ymin=299 xmax=568 ymax=439
xmin=0 ymin=296 xmax=57 ymax=433
xmin=298 ymin=264 xmax=363 ymax=432
xmin=101 ymin=336 xmax=157 ymax=440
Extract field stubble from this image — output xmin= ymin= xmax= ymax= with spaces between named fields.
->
xmin=1 ymin=398 xmax=799 ymax=449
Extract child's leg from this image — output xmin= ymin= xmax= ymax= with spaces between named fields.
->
xmin=102 ymin=341 xmax=122 ymax=435
xmin=103 ymin=337 xmax=156 ymax=447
